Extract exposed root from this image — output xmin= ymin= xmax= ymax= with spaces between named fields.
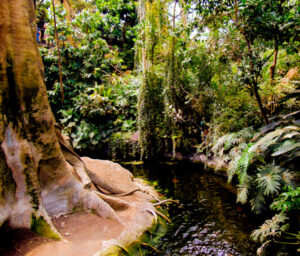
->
xmin=110 ymin=188 xmax=142 ymax=197
xmin=115 ymin=244 xmax=129 ymax=255
xmin=154 ymin=209 xmax=171 ymax=223
xmin=86 ymin=168 xmax=126 ymax=194
xmin=95 ymin=191 xmax=131 ymax=211
xmin=56 ymin=127 xmax=126 ymax=195
xmin=83 ymin=191 xmax=122 ymax=224
xmin=146 ymin=209 xmax=158 ymax=223
xmin=140 ymin=242 xmax=162 ymax=253
xmin=153 ymin=199 xmax=179 ymax=206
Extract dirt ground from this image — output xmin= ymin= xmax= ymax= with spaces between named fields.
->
xmin=0 ymin=158 xmax=156 ymax=256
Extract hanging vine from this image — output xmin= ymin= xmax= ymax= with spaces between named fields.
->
xmin=137 ymin=0 xmax=191 ymax=159
xmin=137 ymin=0 xmax=168 ymax=159
xmin=51 ymin=0 xmax=64 ymax=102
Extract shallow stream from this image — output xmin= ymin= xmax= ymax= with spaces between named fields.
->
xmin=121 ymin=161 xmax=259 ymax=256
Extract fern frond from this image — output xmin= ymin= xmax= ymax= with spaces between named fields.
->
xmin=250 ymin=190 xmax=266 ymax=214
xmin=212 ymin=134 xmax=230 ymax=154
xmin=236 ymin=127 xmax=255 ymax=141
xmin=251 ymin=214 xmax=288 ymax=242
xmin=256 ymin=164 xmax=282 ymax=196
xmin=228 ymin=143 xmax=248 ymax=160
xmin=224 ymin=133 xmax=240 ymax=150
xmin=237 ymin=150 xmax=253 ymax=184
xmin=228 ymin=143 xmax=254 ymax=184
xmin=228 ymin=155 xmax=241 ymax=183
xmin=238 ymin=142 xmax=248 ymax=151
xmin=228 ymin=146 xmax=240 ymax=160
xmin=237 ymin=182 xmax=250 ymax=204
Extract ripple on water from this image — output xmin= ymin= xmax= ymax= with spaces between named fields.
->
xmin=125 ymin=162 xmax=258 ymax=256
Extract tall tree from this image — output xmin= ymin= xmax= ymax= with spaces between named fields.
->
xmin=194 ymin=0 xmax=299 ymax=124
xmin=0 ymin=0 xmax=128 ymax=237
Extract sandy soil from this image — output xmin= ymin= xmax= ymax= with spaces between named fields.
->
xmin=0 ymin=158 xmax=156 ymax=256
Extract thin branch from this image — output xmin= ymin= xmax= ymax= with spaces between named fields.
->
xmin=168 ymin=10 xmax=184 ymax=19
xmin=109 ymin=64 xmax=126 ymax=76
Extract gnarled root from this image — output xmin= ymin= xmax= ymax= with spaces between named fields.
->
xmin=95 ymin=191 xmax=131 ymax=211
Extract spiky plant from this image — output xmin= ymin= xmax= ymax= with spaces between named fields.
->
xmin=251 ymin=213 xmax=288 ymax=242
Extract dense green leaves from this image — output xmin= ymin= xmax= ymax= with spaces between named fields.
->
xmin=38 ymin=1 xmax=299 ymax=250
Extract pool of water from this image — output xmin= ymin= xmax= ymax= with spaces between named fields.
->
xmin=122 ymin=161 xmax=259 ymax=256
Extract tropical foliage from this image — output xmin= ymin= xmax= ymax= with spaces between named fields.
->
xmin=37 ymin=0 xmax=299 ymax=252
xmin=208 ymin=116 xmax=299 ymax=250
xmin=38 ymin=0 xmax=139 ymax=155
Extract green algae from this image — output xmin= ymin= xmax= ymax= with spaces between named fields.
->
xmin=30 ymin=215 xmax=60 ymax=240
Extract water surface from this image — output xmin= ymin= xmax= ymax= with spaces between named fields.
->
xmin=122 ymin=161 xmax=258 ymax=256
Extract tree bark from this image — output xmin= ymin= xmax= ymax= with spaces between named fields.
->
xmin=234 ymin=2 xmax=269 ymax=124
xmin=0 ymin=0 xmax=127 ymax=238
xmin=253 ymin=82 xmax=269 ymax=124
xmin=270 ymin=44 xmax=279 ymax=84
xmin=243 ymin=33 xmax=269 ymax=124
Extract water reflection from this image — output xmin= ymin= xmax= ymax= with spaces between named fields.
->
xmin=123 ymin=161 xmax=258 ymax=256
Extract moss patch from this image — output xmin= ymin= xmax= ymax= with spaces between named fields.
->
xmin=30 ymin=215 xmax=60 ymax=240
xmin=102 ymin=217 xmax=168 ymax=256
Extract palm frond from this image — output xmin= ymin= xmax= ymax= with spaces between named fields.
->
xmin=256 ymin=164 xmax=282 ymax=196
xmin=290 ymin=149 xmax=300 ymax=160
xmin=271 ymin=142 xmax=300 ymax=157
xmin=281 ymin=170 xmax=295 ymax=186
xmin=251 ymin=214 xmax=288 ymax=242
xmin=249 ymin=126 xmax=300 ymax=154
xmin=251 ymin=121 xmax=282 ymax=142
xmin=283 ymin=131 xmax=300 ymax=139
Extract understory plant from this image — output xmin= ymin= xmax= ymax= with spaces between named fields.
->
xmin=211 ymin=117 xmax=300 ymax=249
xmin=40 ymin=2 xmax=140 ymax=155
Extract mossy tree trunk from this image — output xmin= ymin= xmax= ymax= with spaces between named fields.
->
xmin=0 ymin=0 xmax=122 ymax=238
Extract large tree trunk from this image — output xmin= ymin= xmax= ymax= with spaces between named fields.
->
xmin=0 ymin=0 xmax=126 ymax=238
